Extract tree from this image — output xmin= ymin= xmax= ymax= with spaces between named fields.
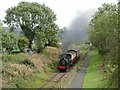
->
xmin=4 ymin=1 xmax=59 ymax=49
xmin=1 ymin=29 xmax=17 ymax=53
xmin=118 ymin=1 xmax=120 ymax=88
xmin=0 ymin=20 xmax=3 ymax=53
xmin=89 ymin=3 xmax=118 ymax=87
xmin=34 ymin=34 xmax=45 ymax=53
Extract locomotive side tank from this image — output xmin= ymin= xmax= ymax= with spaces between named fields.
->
xmin=67 ymin=48 xmax=80 ymax=64
xmin=58 ymin=48 xmax=80 ymax=72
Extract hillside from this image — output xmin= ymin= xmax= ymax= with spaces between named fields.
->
xmin=2 ymin=46 xmax=60 ymax=88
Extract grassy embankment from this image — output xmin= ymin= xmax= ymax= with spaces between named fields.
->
xmin=2 ymin=46 xmax=60 ymax=88
xmin=1 ymin=43 xmax=92 ymax=88
xmin=82 ymin=48 xmax=108 ymax=88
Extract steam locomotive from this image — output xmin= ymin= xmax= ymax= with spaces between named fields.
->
xmin=58 ymin=48 xmax=80 ymax=72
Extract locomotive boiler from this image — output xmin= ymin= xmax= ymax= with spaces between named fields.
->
xmin=58 ymin=48 xmax=80 ymax=72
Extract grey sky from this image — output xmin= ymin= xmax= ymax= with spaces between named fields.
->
xmin=0 ymin=0 xmax=118 ymax=27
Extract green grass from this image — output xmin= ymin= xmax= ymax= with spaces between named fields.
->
xmin=3 ymin=71 xmax=47 ymax=88
xmin=82 ymin=48 xmax=107 ymax=88
xmin=2 ymin=53 xmax=27 ymax=63
xmin=13 ymin=71 xmax=47 ymax=88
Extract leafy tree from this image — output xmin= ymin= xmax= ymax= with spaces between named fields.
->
xmin=0 ymin=20 xmax=3 ymax=53
xmin=89 ymin=3 xmax=118 ymax=87
xmin=118 ymin=1 xmax=120 ymax=88
xmin=1 ymin=29 xmax=17 ymax=53
xmin=4 ymin=1 xmax=59 ymax=50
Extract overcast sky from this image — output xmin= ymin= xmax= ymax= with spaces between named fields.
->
xmin=0 ymin=0 xmax=118 ymax=27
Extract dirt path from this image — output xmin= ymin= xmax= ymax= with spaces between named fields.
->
xmin=68 ymin=48 xmax=93 ymax=88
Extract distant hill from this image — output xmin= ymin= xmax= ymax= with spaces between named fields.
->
xmin=3 ymin=27 xmax=24 ymax=37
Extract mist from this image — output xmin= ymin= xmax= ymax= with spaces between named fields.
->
xmin=61 ymin=9 xmax=96 ymax=53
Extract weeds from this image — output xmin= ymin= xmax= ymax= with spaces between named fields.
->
xmin=2 ymin=46 xmax=60 ymax=88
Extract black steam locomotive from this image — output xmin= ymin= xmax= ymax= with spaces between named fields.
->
xmin=58 ymin=48 xmax=80 ymax=72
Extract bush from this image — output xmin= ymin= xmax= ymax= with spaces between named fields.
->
xmin=21 ymin=59 xmax=35 ymax=68
xmin=18 ymin=36 xmax=29 ymax=52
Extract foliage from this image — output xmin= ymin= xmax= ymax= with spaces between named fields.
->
xmin=0 ymin=20 xmax=3 ymax=52
xmin=18 ymin=36 xmax=29 ymax=52
xmin=1 ymin=28 xmax=17 ymax=53
xmin=0 ymin=19 xmax=3 ymax=30
xmin=89 ymin=3 xmax=118 ymax=54
xmin=58 ymin=27 xmax=64 ymax=40
xmin=4 ymin=1 xmax=60 ymax=51
xmin=2 ymin=46 xmax=60 ymax=88
xmin=34 ymin=31 xmax=47 ymax=53
xmin=89 ymin=3 xmax=118 ymax=87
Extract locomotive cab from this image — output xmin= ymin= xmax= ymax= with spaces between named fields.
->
xmin=58 ymin=54 xmax=71 ymax=72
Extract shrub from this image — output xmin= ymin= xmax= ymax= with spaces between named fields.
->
xmin=21 ymin=59 xmax=35 ymax=68
xmin=18 ymin=36 xmax=29 ymax=52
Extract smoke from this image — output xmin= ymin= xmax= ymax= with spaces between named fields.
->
xmin=61 ymin=9 xmax=96 ymax=53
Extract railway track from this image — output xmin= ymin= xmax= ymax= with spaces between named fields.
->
xmin=40 ymin=72 xmax=67 ymax=88
xmin=40 ymin=46 xmax=92 ymax=88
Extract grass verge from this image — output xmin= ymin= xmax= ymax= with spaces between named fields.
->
xmin=82 ymin=48 xmax=107 ymax=88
